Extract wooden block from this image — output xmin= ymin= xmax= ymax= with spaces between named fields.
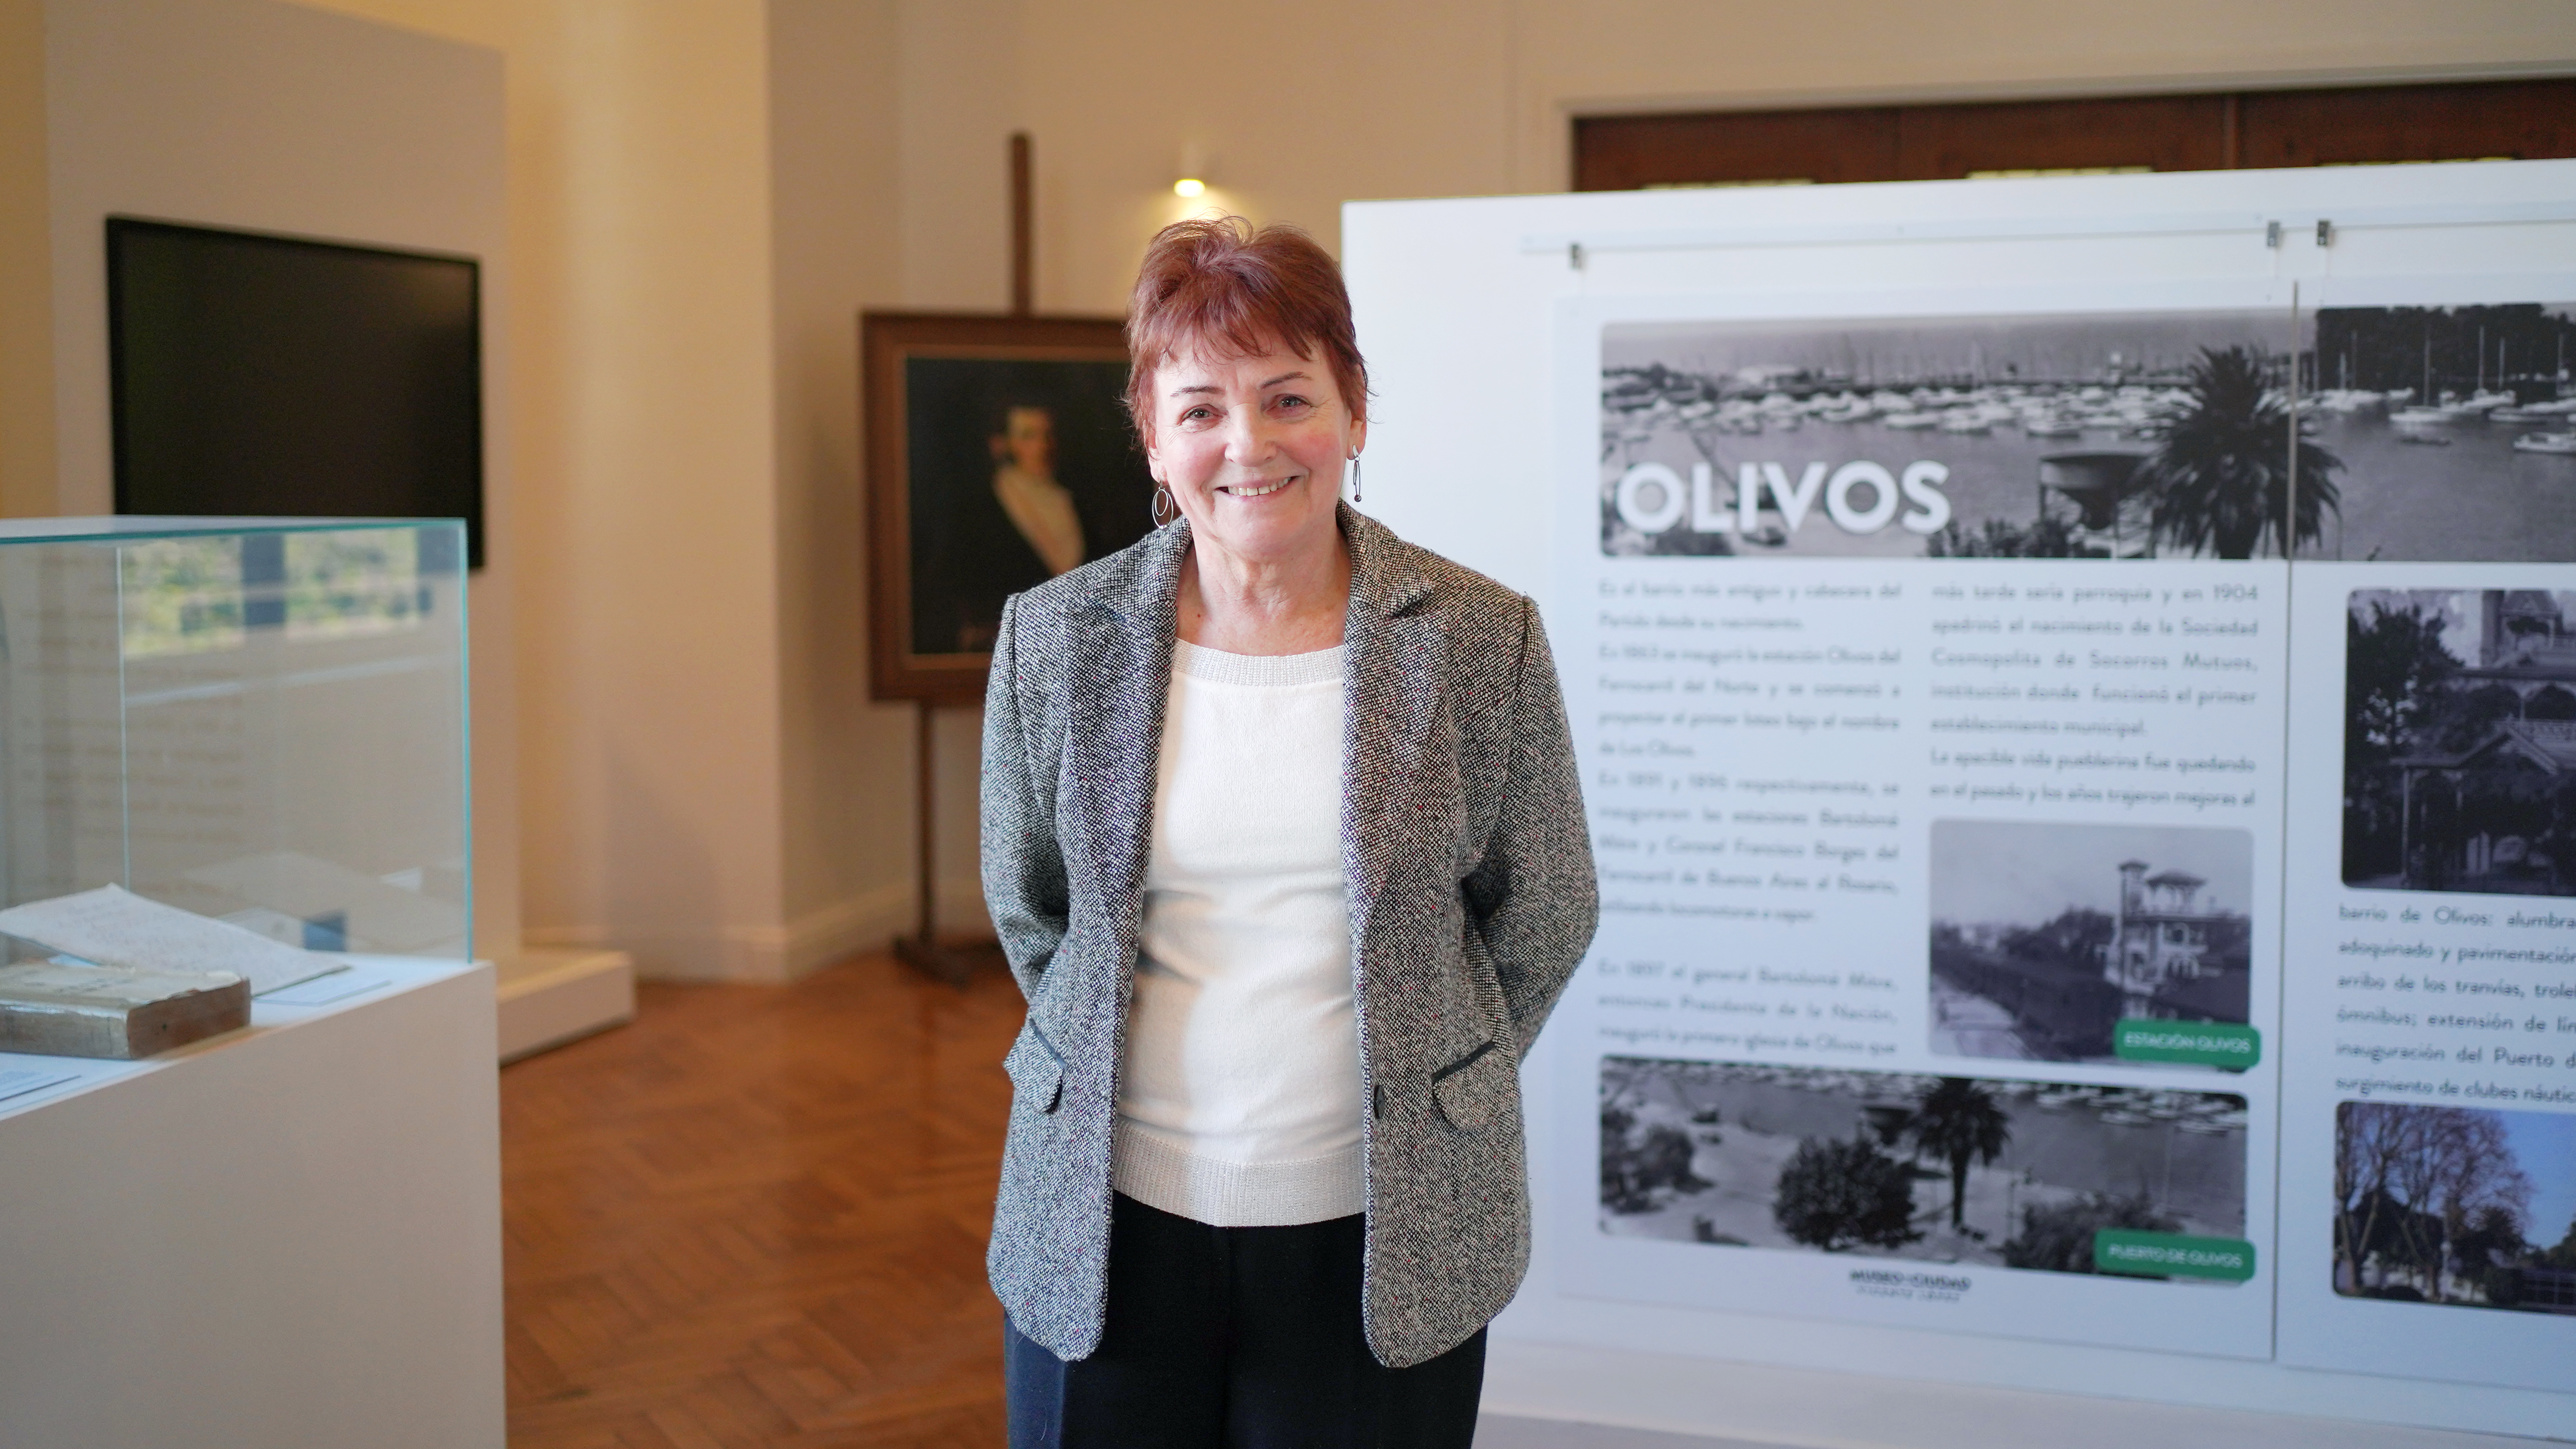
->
xmin=0 ymin=963 xmax=251 ymax=1059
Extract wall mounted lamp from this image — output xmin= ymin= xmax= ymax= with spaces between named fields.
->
xmin=1174 ymin=143 xmax=1215 ymax=200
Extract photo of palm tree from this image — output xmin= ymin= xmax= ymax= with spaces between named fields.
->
xmin=2137 ymin=346 xmax=2340 ymax=561
xmin=1600 ymin=1057 xmax=2249 ymax=1280
xmin=1599 ymin=309 xmax=2335 ymax=560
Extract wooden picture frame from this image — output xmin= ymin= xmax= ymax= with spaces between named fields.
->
xmin=862 ymin=312 xmax=1153 ymax=703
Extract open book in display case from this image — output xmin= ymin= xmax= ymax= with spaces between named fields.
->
xmin=0 ymin=516 xmax=469 ymax=979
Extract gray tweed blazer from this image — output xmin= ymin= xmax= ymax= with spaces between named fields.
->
xmin=979 ymin=503 xmax=1597 ymax=1370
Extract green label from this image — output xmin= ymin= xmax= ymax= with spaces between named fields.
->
xmin=2112 ymin=1018 xmax=2260 ymax=1068
xmin=2094 ymin=1230 xmax=2257 ymax=1281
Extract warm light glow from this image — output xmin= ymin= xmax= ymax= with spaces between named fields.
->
xmin=1173 ymin=178 xmax=1206 ymax=198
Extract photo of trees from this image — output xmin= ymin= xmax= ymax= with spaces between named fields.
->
xmin=1599 ymin=1057 xmax=2248 ymax=1279
xmin=2343 ymin=589 xmax=2576 ymax=895
xmin=2334 ymin=1101 xmax=2576 ymax=1313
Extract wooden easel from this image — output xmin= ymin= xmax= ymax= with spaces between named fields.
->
xmin=894 ymin=133 xmax=1035 ymax=989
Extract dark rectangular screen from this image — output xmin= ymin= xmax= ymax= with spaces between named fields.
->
xmin=108 ymin=217 xmax=483 ymax=567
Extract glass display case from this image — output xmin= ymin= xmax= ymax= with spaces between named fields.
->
xmin=0 ymin=518 xmax=469 ymax=968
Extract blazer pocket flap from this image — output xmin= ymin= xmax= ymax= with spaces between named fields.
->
xmin=1004 ymin=1026 xmax=1065 ymax=1114
xmin=1429 ymin=1039 xmax=1511 ymax=1132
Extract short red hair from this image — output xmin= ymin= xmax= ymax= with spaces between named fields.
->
xmin=1124 ymin=217 xmax=1368 ymax=438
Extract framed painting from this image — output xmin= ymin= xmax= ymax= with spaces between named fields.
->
xmin=862 ymin=312 xmax=1157 ymax=703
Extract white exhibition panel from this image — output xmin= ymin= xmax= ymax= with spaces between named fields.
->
xmin=0 ymin=959 xmax=503 ymax=1449
xmin=1344 ymin=161 xmax=2576 ymax=1444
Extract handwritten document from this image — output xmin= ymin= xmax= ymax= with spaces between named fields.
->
xmin=0 ymin=885 xmax=346 ymax=996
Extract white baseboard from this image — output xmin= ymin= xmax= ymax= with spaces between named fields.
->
xmin=495 ymin=947 xmax=634 ymax=1061
xmin=520 ymin=877 xmax=978 ymax=984
xmin=730 ymin=876 xmax=989 ymax=981
xmin=729 ymin=881 xmax=915 ymax=981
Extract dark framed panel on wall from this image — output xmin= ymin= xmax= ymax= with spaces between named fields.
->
xmin=1574 ymin=77 xmax=2576 ymax=191
xmin=862 ymin=312 xmax=1155 ymax=704
xmin=106 ymin=217 xmax=486 ymax=566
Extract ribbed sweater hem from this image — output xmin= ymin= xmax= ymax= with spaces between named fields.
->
xmin=1110 ymin=1120 xmax=1364 ymax=1227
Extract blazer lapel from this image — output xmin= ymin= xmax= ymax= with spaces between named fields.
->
xmin=1063 ymin=522 xmax=1189 ymax=968
xmin=1340 ymin=507 xmax=1443 ymax=957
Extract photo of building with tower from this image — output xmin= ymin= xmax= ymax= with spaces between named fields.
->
xmin=2105 ymin=862 xmax=2243 ymax=1022
xmin=2345 ymin=589 xmax=2576 ymax=896
xmin=1929 ymin=821 xmax=2254 ymax=1064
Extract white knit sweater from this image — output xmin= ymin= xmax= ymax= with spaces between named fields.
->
xmin=1111 ymin=639 xmax=1364 ymax=1227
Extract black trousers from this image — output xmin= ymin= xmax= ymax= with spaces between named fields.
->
xmin=1005 ymin=1193 xmax=1486 ymax=1448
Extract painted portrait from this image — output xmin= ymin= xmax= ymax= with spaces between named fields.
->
xmin=864 ymin=314 xmax=1156 ymax=702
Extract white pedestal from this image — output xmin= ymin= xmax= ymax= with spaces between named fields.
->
xmin=0 ymin=958 xmax=503 ymax=1449
xmin=497 ymin=947 xmax=634 ymax=1062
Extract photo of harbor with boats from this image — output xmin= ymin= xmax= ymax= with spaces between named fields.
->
xmin=2303 ymin=303 xmax=2576 ymax=562
xmin=1599 ymin=1058 xmax=2249 ymax=1280
xmin=1599 ymin=302 xmax=2576 ymax=561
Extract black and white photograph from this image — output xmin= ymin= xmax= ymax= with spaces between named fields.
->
xmin=2335 ymin=1102 xmax=2576 ymax=1314
xmin=1597 ymin=303 xmax=2576 ymax=563
xmin=1600 ymin=1058 xmax=2248 ymax=1279
xmin=1599 ymin=309 xmax=2310 ymax=560
xmin=2343 ymin=589 xmax=2576 ymax=895
xmin=1929 ymin=820 xmax=2254 ymax=1063
xmin=2303 ymin=305 xmax=2576 ymax=563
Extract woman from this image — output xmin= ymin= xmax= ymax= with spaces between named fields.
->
xmin=981 ymin=217 xmax=1597 ymax=1448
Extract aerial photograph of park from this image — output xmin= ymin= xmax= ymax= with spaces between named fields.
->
xmin=1599 ymin=1057 xmax=2248 ymax=1280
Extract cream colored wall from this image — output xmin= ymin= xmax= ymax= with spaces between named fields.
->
xmin=299 ymin=0 xmax=794 ymax=979
xmin=895 ymin=0 xmax=1020 ymax=313
xmin=0 ymin=0 xmax=53 ymax=520
xmin=1005 ymin=0 xmax=1515 ymax=311
xmin=768 ymin=0 xmax=919 ymax=958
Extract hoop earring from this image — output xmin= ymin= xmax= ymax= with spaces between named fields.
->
xmin=1152 ymin=483 xmax=1177 ymax=528
xmin=1348 ymin=454 xmax=1362 ymax=503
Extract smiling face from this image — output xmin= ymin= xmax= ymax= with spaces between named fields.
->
xmin=1143 ymin=342 xmax=1364 ymax=568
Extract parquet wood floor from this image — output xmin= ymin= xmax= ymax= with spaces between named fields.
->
xmin=500 ymin=952 xmax=1024 ymax=1449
